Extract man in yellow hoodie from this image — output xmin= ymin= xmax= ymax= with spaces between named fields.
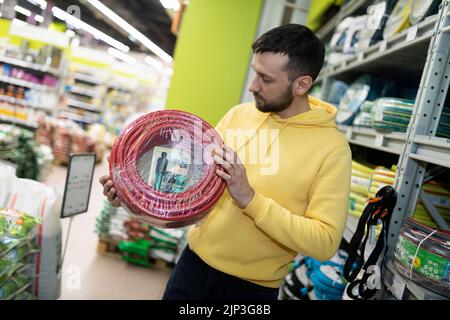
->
xmin=100 ymin=24 xmax=351 ymax=300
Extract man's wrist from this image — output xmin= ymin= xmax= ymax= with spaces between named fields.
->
xmin=238 ymin=189 xmax=255 ymax=209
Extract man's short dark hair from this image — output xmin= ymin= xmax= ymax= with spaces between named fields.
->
xmin=251 ymin=24 xmax=325 ymax=82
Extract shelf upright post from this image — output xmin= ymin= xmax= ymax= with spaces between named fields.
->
xmin=386 ymin=1 xmax=450 ymax=258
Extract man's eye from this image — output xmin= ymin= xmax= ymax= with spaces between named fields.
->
xmin=263 ymin=78 xmax=272 ymax=83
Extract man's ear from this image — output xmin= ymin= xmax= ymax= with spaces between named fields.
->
xmin=293 ymin=76 xmax=313 ymax=96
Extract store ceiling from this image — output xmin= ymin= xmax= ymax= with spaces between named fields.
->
xmin=16 ymin=0 xmax=177 ymax=58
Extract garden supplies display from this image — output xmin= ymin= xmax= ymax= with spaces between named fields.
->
xmin=0 ymin=124 xmax=40 ymax=179
xmin=344 ymin=186 xmax=397 ymax=300
xmin=368 ymin=165 xmax=396 ymax=199
xmin=0 ymin=208 xmax=39 ymax=300
xmin=393 ymin=218 xmax=450 ymax=297
xmin=371 ymin=98 xmax=415 ymax=132
xmin=96 ymin=199 xmax=187 ymax=265
xmin=336 ymin=75 xmax=392 ymax=125
xmin=96 ymin=199 xmax=129 ymax=239
xmin=35 ymin=117 xmax=96 ymax=164
xmin=1 ymin=164 xmax=62 ymax=300
xmin=369 ymin=99 xmax=449 ymax=137
xmin=109 ymin=110 xmax=226 ymax=228
xmin=409 ymin=0 xmax=441 ymax=25
xmin=383 ymin=0 xmax=413 ymax=40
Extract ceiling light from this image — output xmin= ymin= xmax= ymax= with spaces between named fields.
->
xmin=160 ymin=0 xmax=180 ymax=11
xmin=108 ymin=47 xmax=137 ymax=65
xmin=15 ymin=5 xmax=32 ymax=17
xmin=86 ymin=0 xmax=173 ymax=64
xmin=52 ymin=6 xmax=129 ymax=53
xmin=34 ymin=15 xmax=44 ymax=23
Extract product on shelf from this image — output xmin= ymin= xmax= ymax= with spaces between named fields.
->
xmin=393 ymin=218 xmax=450 ymax=297
xmin=371 ymin=97 xmax=415 ymax=132
xmin=336 ymin=75 xmax=393 ymax=125
xmin=280 ymin=250 xmax=349 ymax=300
xmin=383 ymin=0 xmax=413 ymax=40
xmin=0 ymin=163 xmax=62 ymax=300
xmin=35 ymin=116 xmax=96 ymax=164
xmin=96 ymin=199 xmax=186 ymax=265
xmin=109 ymin=110 xmax=226 ymax=228
xmin=0 ymin=124 xmax=44 ymax=180
xmin=353 ymin=101 xmax=374 ymax=128
xmin=409 ymin=0 xmax=441 ymax=25
xmin=413 ymin=180 xmax=450 ymax=228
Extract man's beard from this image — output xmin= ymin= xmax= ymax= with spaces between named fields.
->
xmin=254 ymin=85 xmax=294 ymax=113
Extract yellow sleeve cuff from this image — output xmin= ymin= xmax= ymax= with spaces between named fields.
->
xmin=243 ymin=192 xmax=268 ymax=222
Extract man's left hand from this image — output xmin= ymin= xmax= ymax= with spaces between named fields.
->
xmin=213 ymin=144 xmax=255 ymax=209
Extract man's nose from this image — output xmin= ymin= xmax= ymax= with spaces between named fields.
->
xmin=249 ymin=77 xmax=259 ymax=93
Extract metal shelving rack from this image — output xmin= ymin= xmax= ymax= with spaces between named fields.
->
xmin=315 ymin=0 xmax=450 ymax=300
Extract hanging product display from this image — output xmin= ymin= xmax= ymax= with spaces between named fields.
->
xmin=393 ymin=218 xmax=450 ymax=297
xmin=383 ymin=0 xmax=413 ymax=40
xmin=109 ymin=110 xmax=226 ymax=228
xmin=409 ymin=0 xmax=441 ymax=25
xmin=344 ymin=186 xmax=397 ymax=300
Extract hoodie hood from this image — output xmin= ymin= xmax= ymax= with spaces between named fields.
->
xmin=268 ymin=95 xmax=337 ymax=128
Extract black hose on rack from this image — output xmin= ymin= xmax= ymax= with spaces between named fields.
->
xmin=343 ymin=186 xmax=397 ymax=299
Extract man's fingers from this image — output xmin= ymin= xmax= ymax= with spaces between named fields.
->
xmin=99 ymin=175 xmax=110 ymax=185
xmin=107 ymin=188 xmax=116 ymax=201
xmin=214 ymin=155 xmax=232 ymax=172
xmin=216 ymin=169 xmax=231 ymax=181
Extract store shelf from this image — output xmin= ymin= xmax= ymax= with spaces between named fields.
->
xmin=59 ymin=111 xmax=98 ymax=123
xmin=67 ymin=98 xmax=101 ymax=113
xmin=0 ymin=55 xmax=60 ymax=75
xmin=0 ymin=75 xmax=57 ymax=92
xmin=73 ymin=73 xmax=103 ymax=85
xmin=317 ymin=15 xmax=438 ymax=81
xmin=337 ymin=125 xmax=405 ymax=155
xmin=382 ymin=259 xmax=448 ymax=300
xmin=0 ymin=95 xmax=53 ymax=111
xmin=69 ymin=86 xmax=100 ymax=98
xmin=408 ymin=135 xmax=450 ymax=168
xmin=316 ymin=0 xmax=369 ymax=40
xmin=0 ymin=114 xmax=38 ymax=129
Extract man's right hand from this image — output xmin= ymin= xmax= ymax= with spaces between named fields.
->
xmin=99 ymin=175 xmax=121 ymax=207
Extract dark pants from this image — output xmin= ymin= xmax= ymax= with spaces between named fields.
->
xmin=162 ymin=245 xmax=279 ymax=300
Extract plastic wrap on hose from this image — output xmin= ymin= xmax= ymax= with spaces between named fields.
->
xmin=371 ymin=97 xmax=415 ymax=132
xmin=393 ymin=218 xmax=450 ymax=297
xmin=109 ymin=110 xmax=226 ymax=228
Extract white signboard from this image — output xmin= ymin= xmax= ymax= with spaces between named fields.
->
xmin=61 ymin=154 xmax=96 ymax=218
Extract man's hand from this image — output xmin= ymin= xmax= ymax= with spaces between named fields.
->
xmin=213 ymin=144 xmax=255 ymax=209
xmin=99 ymin=174 xmax=121 ymax=207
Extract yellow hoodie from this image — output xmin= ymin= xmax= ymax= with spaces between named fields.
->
xmin=188 ymin=96 xmax=352 ymax=288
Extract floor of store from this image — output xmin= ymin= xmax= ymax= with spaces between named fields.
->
xmin=44 ymin=154 xmax=171 ymax=300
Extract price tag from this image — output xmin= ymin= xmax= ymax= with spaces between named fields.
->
xmin=375 ymin=134 xmax=384 ymax=148
xmin=61 ymin=153 xmax=96 ymax=218
xmin=406 ymin=25 xmax=418 ymax=42
xmin=392 ymin=274 xmax=406 ymax=300
xmin=379 ymin=40 xmax=387 ymax=52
